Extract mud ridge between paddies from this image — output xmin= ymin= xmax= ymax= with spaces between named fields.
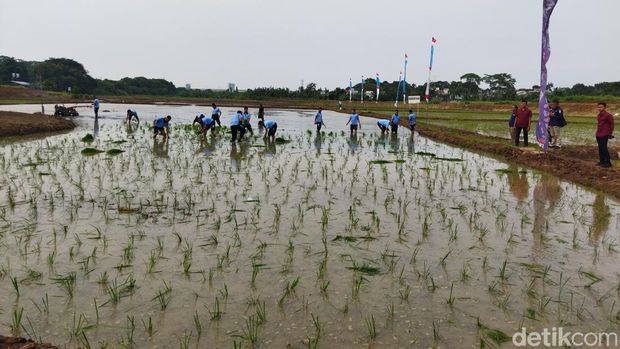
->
xmin=346 ymin=109 xmax=619 ymax=199
xmin=0 ymin=111 xmax=76 ymax=137
xmin=0 ymin=335 xmax=58 ymax=349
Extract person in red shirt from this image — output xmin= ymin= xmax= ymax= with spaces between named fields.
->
xmin=596 ymin=102 xmax=614 ymax=168
xmin=514 ymin=100 xmax=533 ymax=146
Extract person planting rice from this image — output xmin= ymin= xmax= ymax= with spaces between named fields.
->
xmin=153 ymin=115 xmax=172 ymax=140
xmin=193 ymin=114 xmax=217 ymax=135
xmin=408 ymin=109 xmax=416 ymax=133
xmin=230 ymin=110 xmax=245 ymax=142
xmin=346 ymin=109 xmax=361 ymax=136
xmin=211 ymin=103 xmax=222 ymax=126
xmin=391 ymin=110 xmax=400 ymax=134
xmin=242 ymin=106 xmax=254 ymax=136
xmin=315 ymin=108 xmax=325 ymax=132
xmin=126 ymin=109 xmax=139 ymax=123
xmin=377 ymin=119 xmax=390 ymax=134
xmin=263 ymin=119 xmax=277 ymax=141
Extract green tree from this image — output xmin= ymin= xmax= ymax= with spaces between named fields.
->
xmin=483 ymin=73 xmax=516 ymax=100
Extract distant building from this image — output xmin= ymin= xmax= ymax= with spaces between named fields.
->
xmin=185 ymin=83 xmax=191 ymax=90
xmin=228 ymin=83 xmax=236 ymax=93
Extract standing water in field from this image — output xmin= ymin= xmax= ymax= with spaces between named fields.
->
xmin=0 ymin=106 xmax=619 ymax=348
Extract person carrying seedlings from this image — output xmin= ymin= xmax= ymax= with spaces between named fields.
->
xmin=377 ymin=119 xmax=390 ymax=134
xmin=93 ymin=96 xmax=100 ymax=118
xmin=211 ymin=103 xmax=222 ymax=126
xmin=548 ymin=100 xmax=566 ymax=147
xmin=390 ymin=110 xmax=401 ymax=133
xmin=346 ymin=109 xmax=361 ymax=136
xmin=595 ymin=102 xmax=614 ymax=168
xmin=315 ymin=108 xmax=326 ymax=132
xmin=153 ymin=115 xmax=172 ymax=140
xmin=514 ymin=100 xmax=532 ymax=147
xmin=508 ymin=105 xmax=517 ymax=143
xmin=230 ymin=110 xmax=245 ymax=142
xmin=193 ymin=114 xmax=217 ymax=135
xmin=408 ymin=109 xmax=417 ymax=133
xmin=263 ymin=119 xmax=278 ymax=141
xmin=126 ymin=109 xmax=139 ymax=123
xmin=242 ymin=106 xmax=254 ymax=136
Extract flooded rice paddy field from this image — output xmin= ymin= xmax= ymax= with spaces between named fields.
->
xmin=0 ymin=105 xmax=619 ymax=348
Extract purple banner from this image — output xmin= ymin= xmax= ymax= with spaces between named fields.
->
xmin=536 ymin=0 xmax=559 ymax=151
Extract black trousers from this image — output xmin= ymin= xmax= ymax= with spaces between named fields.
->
xmin=316 ymin=122 xmax=322 ymax=132
xmin=597 ymin=136 xmax=611 ymax=165
xmin=515 ymin=127 xmax=528 ymax=146
xmin=212 ymin=115 xmax=221 ymax=126
xmin=391 ymin=124 xmax=398 ymax=133
xmin=231 ymin=125 xmax=245 ymax=142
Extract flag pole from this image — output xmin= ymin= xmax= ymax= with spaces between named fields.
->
xmin=349 ymin=78 xmax=352 ymax=102
xmin=361 ymin=75 xmax=364 ymax=104
xmin=395 ymin=71 xmax=402 ymax=108
xmin=403 ymin=53 xmax=408 ymax=105
xmin=536 ymin=0 xmax=558 ymax=153
xmin=424 ymin=37 xmax=436 ymax=103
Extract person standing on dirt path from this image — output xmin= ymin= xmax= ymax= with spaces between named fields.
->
xmin=391 ymin=110 xmax=400 ymax=134
xmin=514 ymin=101 xmax=532 ymax=147
xmin=153 ymin=115 xmax=172 ymax=140
xmin=126 ymin=109 xmax=139 ymax=123
xmin=346 ymin=109 xmax=361 ymax=136
xmin=596 ymin=102 xmax=614 ymax=168
xmin=508 ymin=105 xmax=517 ymax=143
xmin=211 ymin=103 xmax=222 ymax=126
xmin=315 ymin=108 xmax=326 ymax=132
xmin=408 ymin=109 xmax=417 ymax=133
xmin=93 ymin=97 xmax=100 ymax=119
xmin=377 ymin=119 xmax=390 ymax=134
xmin=548 ymin=100 xmax=565 ymax=147
xmin=242 ymin=106 xmax=254 ymax=136
xmin=230 ymin=110 xmax=245 ymax=142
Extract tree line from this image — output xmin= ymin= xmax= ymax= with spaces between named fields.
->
xmin=1 ymin=56 xmax=619 ymax=101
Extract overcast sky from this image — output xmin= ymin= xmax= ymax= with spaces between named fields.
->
xmin=1 ymin=0 xmax=618 ymax=90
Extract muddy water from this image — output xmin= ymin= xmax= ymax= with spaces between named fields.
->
xmin=0 ymin=105 xmax=619 ymax=348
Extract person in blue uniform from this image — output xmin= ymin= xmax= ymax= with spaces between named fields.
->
xmin=346 ymin=109 xmax=361 ymax=136
xmin=211 ymin=103 xmax=222 ymax=126
xmin=377 ymin=119 xmax=390 ymax=134
xmin=153 ymin=115 xmax=172 ymax=139
xmin=193 ymin=114 xmax=217 ymax=135
xmin=263 ymin=119 xmax=278 ymax=141
xmin=391 ymin=111 xmax=400 ymax=134
xmin=230 ymin=110 xmax=245 ymax=142
xmin=126 ymin=109 xmax=139 ymax=123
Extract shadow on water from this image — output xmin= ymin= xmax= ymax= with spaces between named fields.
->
xmin=230 ymin=141 xmax=250 ymax=171
xmin=314 ymin=133 xmax=323 ymax=155
xmin=389 ymin=133 xmax=400 ymax=153
xmin=590 ymin=191 xmax=611 ymax=243
xmin=93 ymin=118 xmax=100 ymax=138
xmin=407 ymin=134 xmax=416 ymax=155
xmin=152 ymin=138 xmax=169 ymax=158
xmin=198 ymin=134 xmax=217 ymax=157
xmin=348 ymin=134 xmax=359 ymax=154
xmin=532 ymin=174 xmax=562 ymax=249
xmin=125 ymin=121 xmax=139 ymax=135
xmin=507 ymin=165 xmax=529 ymax=203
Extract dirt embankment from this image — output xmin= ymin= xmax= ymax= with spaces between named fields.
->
xmin=351 ymin=109 xmax=620 ymax=198
xmin=0 ymin=111 xmax=76 ymax=137
xmin=0 ymin=335 xmax=58 ymax=349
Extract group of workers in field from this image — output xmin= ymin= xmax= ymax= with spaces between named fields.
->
xmin=508 ymin=100 xmax=615 ymax=168
xmin=123 ymin=103 xmax=418 ymax=142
